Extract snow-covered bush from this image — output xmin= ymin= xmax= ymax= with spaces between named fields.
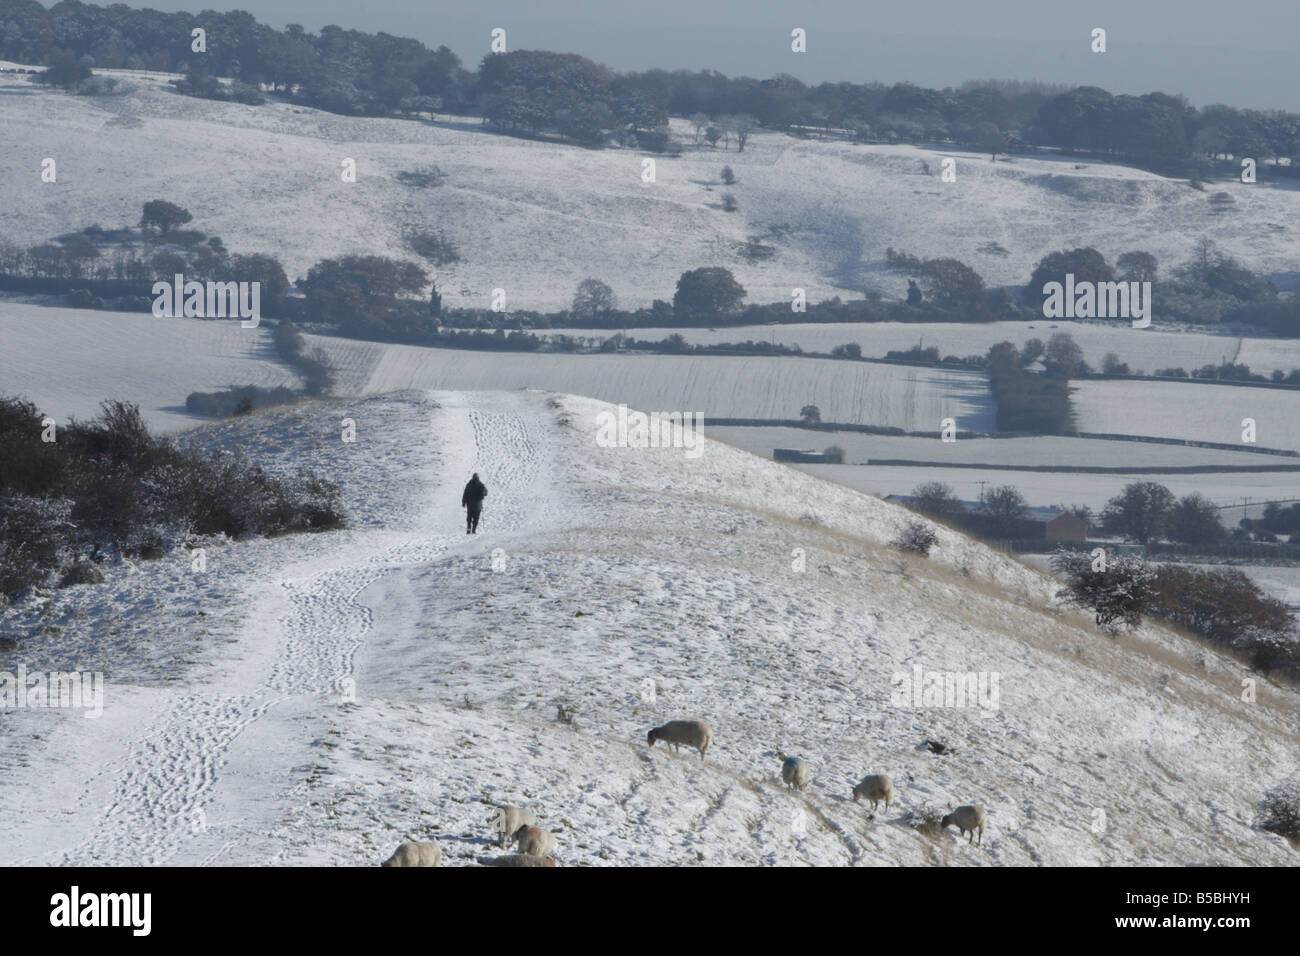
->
xmin=1234 ymin=626 xmax=1300 ymax=679
xmin=1050 ymin=549 xmax=1155 ymax=630
xmin=893 ymin=519 xmax=938 ymax=556
xmin=59 ymin=562 xmax=105 ymax=587
xmin=185 ymin=385 xmax=300 ymax=418
xmin=1148 ymin=564 xmax=1299 ymax=677
xmin=0 ymin=495 xmax=75 ymax=595
xmin=1256 ymin=783 xmax=1300 ymax=843
xmin=157 ymin=445 xmax=343 ymax=538
xmin=0 ymin=396 xmax=344 ymax=599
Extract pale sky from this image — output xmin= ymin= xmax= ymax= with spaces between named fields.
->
xmin=74 ymin=1 xmax=1300 ymax=111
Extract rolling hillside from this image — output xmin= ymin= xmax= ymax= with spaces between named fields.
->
xmin=3 ymin=62 xmax=1298 ymax=315
xmin=1 ymin=390 xmax=1295 ymax=865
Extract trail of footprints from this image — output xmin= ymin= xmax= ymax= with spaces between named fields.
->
xmin=67 ymin=394 xmax=557 ymax=865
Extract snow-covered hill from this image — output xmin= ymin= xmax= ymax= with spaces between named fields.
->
xmin=1 ymin=390 xmax=1294 ymax=865
xmin=3 ymin=65 xmax=1298 ymax=312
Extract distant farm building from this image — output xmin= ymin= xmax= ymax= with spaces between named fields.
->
xmin=1045 ymin=512 xmax=1088 ymax=542
xmin=884 ymin=495 xmax=1090 ymax=543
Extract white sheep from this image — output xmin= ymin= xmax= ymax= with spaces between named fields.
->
xmin=480 ymin=854 xmax=557 ymax=867
xmin=490 ymin=805 xmax=536 ymax=847
xmin=851 ymin=773 xmax=895 ymax=811
xmin=941 ymin=805 xmax=987 ymax=845
xmin=647 ymin=720 xmax=713 ymax=759
xmin=513 ymin=825 xmax=556 ymax=857
xmin=780 ymin=756 xmax=811 ymax=791
xmin=381 ymin=841 xmax=441 ymax=867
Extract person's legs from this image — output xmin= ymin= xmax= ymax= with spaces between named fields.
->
xmin=469 ymin=508 xmax=481 ymax=533
xmin=466 ymin=509 xmax=473 ymax=534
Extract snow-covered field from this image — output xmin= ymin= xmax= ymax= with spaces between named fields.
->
xmin=1 ymin=390 xmax=1295 ymax=865
xmin=1073 ymin=379 xmax=1300 ymax=451
xmin=307 ymin=336 xmax=996 ymax=432
xmin=797 ymin=463 xmax=1295 ymax=516
xmin=546 ymin=320 xmax=1276 ymax=374
xmin=710 ymin=427 xmax=1282 ymax=468
xmin=3 ymin=66 xmax=1299 ymax=312
xmin=0 ymin=299 xmax=299 ymax=431
xmin=1228 ymin=565 xmax=1300 ymax=607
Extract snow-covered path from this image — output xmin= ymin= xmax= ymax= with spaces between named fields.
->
xmin=2 ymin=391 xmax=569 ymax=865
xmin=2 ymin=389 xmax=1297 ymax=866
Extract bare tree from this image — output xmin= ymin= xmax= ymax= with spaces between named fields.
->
xmin=689 ymin=113 xmax=709 ymax=144
xmin=725 ymin=114 xmax=758 ymax=152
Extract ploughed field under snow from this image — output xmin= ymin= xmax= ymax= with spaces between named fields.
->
xmin=1072 ymin=379 xmax=1300 ymax=451
xmin=0 ymin=389 xmax=1295 ymax=866
xmin=3 ymin=65 xmax=1298 ymax=312
xmin=711 ymin=428 xmax=1300 ymax=511
xmin=545 ymin=320 xmax=1286 ymax=376
xmin=709 ymin=427 xmax=1284 ymax=468
xmin=307 ymin=335 xmax=997 ymax=432
xmin=311 ymin=330 xmax=1300 ymax=455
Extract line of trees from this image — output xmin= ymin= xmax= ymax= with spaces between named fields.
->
xmin=1242 ymin=502 xmax=1300 ymax=541
xmin=884 ymin=239 xmax=1300 ymax=337
xmin=907 ymin=478 xmax=1238 ymax=548
xmin=907 ymin=481 xmax=1035 ymax=537
xmin=1022 ymin=239 xmax=1299 ymax=334
xmin=5 ymin=0 xmax=1298 ymax=165
xmin=0 ymin=204 xmax=290 ymax=314
xmin=1097 ymin=482 xmax=1226 ymax=545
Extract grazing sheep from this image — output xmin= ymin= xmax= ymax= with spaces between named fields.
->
xmin=647 ymin=720 xmax=713 ymax=759
xmin=513 ymin=825 xmax=556 ymax=857
xmin=851 ymin=773 xmax=895 ymax=811
xmin=490 ymin=805 xmax=536 ymax=847
xmin=941 ymin=805 xmax=986 ymax=845
xmin=781 ymin=756 xmax=811 ymax=791
xmin=480 ymin=854 xmax=557 ymax=867
xmin=381 ymin=841 xmax=441 ymax=867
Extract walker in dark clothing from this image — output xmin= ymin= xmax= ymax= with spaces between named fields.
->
xmin=462 ymin=474 xmax=487 ymax=534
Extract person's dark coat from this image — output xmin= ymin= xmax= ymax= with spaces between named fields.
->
xmin=462 ymin=477 xmax=487 ymax=511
